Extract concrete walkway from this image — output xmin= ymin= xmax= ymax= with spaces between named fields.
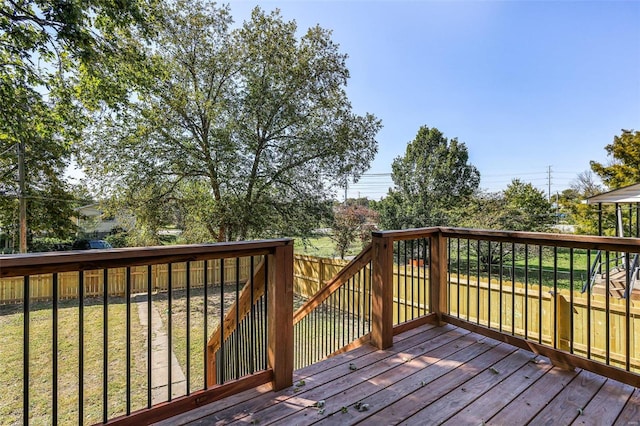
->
xmin=136 ymin=300 xmax=187 ymax=404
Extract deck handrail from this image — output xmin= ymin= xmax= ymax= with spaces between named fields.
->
xmin=0 ymin=239 xmax=292 ymax=278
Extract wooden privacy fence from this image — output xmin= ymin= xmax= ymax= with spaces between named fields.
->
xmin=0 ymin=257 xmax=255 ymax=304
xmin=448 ymin=277 xmax=640 ymax=372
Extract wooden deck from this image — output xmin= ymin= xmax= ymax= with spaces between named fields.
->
xmin=157 ymin=323 xmax=640 ymax=425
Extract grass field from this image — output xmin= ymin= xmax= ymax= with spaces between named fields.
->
xmin=294 ymin=236 xmax=363 ymax=258
xmin=0 ymin=298 xmax=148 ymax=425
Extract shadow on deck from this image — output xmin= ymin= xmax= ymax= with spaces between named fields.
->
xmin=158 ymin=323 xmax=640 ymax=425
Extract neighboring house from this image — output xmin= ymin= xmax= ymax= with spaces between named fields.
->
xmin=74 ymin=204 xmax=125 ymax=237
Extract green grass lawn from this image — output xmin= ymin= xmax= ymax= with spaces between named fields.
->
xmin=0 ymin=298 xmax=147 ymax=425
xmin=447 ymin=243 xmax=591 ymax=290
xmin=294 ymin=236 xmax=363 ymax=258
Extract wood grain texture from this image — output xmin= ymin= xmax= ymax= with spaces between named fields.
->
xmin=444 ymin=314 xmax=640 ymax=388
xmin=429 ymin=233 xmax=447 ymax=324
xmin=614 ymin=387 xmax=640 ymax=426
xmin=574 ymin=378 xmax=636 ymax=426
xmin=0 ymin=239 xmax=291 ymax=278
xmin=106 ymin=371 xmax=272 ymax=426
xmin=268 ymin=244 xmax=294 ymax=391
xmin=372 ymin=234 xmax=394 ymax=349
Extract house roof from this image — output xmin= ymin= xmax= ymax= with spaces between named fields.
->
xmin=74 ymin=204 xmax=102 ymax=217
xmin=585 ymin=182 xmax=640 ymax=204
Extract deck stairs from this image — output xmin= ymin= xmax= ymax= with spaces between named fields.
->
xmin=585 ymin=252 xmax=640 ymax=300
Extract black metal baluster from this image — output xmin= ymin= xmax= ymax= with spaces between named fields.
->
xmin=569 ymin=249 xmax=574 ymax=354
xmin=147 ymin=265 xmax=152 ymax=407
xmin=332 ymin=292 xmax=337 ymax=355
xmin=168 ymin=263 xmax=173 ymax=397
xmin=352 ymin=276 xmax=356 ymax=340
xmin=203 ymin=260 xmax=208 ymax=389
xmin=102 ymin=269 xmax=108 ymax=422
xmin=476 ymin=240 xmax=481 ymax=325
xmin=235 ymin=258 xmax=240 ymax=380
xmin=186 ymin=261 xmax=191 ymax=394
xmin=52 ymin=273 xmax=58 ymax=424
xmin=79 ymin=271 xmax=85 ymax=423
xmin=511 ymin=243 xmax=515 ymax=336
xmin=499 ymin=242 xmax=503 ymax=332
xmin=487 ymin=241 xmax=491 ymax=329
xmin=125 ymin=267 xmax=130 ymax=414
xmin=457 ymin=238 xmax=461 ymax=319
xmin=416 ymin=240 xmax=421 ymax=318
xmin=448 ymin=238 xmax=452 ymax=294
xmin=396 ymin=241 xmax=400 ymax=324
xmin=346 ymin=277 xmax=351 ymax=343
xmin=524 ymin=245 xmax=529 ymax=340
xmin=605 ymin=251 xmax=610 ymax=365
xmin=553 ymin=247 xmax=558 ymax=349
xmin=23 ymin=276 xmax=29 ymax=425
xmin=538 ymin=246 xmax=542 ymax=344
xmin=625 ymin=252 xmax=631 ymax=371
xmin=404 ymin=240 xmax=408 ymax=323
xmin=250 ymin=257 xmax=255 ymax=374
xmin=339 ymin=286 xmax=343 ymax=351
xmin=219 ymin=259 xmax=225 ymax=384
xmin=411 ymin=239 xmax=415 ymax=320
xmin=422 ymin=238 xmax=427 ymax=316
xmin=467 ymin=240 xmax=471 ymax=322
xmin=358 ymin=270 xmax=363 ymax=335
xmin=587 ymin=250 xmax=592 ymax=359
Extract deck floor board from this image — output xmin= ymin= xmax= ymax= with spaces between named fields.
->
xmin=155 ymin=324 xmax=639 ymax=426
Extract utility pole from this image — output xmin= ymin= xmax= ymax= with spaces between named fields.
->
xmin=18 ymin=140 xmax=27 ymax=253
xmin=547 ymin=165 xmax=552 ymax=202
xmin=344 ymin=176 xmax=348 ymax=204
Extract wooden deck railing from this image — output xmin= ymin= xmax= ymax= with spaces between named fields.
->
xmin=370 ymin=227 xmax=640 ymax=388
xmin=3 ymin=228 xmax=640 ymax=425
xmin=0 ymin=240 xmax=293 ymax=425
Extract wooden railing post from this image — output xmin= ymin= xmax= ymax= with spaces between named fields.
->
xmin=430 ymin=231 xmax=448 ymax=325
xmin=371 ymin=232 xmax=393 ymax=350
xmin=268 ymin=241 xmax=294 ymax=390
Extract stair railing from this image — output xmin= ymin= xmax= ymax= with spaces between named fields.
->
xmin=582 ymin=250 xmax=602 ymax=293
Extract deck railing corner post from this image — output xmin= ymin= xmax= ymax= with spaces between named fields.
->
xmin=371 ymin=233 xmax=394 ymax=349
xmin=429 ymin=231 xmax=448 ymax=325
xmin=268 ymin=242 xmax=294 ymax=390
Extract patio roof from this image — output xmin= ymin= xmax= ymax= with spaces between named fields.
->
xmin=585 ymin=182 xmax=640 ymax=204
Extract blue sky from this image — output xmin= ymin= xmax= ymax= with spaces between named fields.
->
xmin=229 ymin=0 xmax=640 ymax=200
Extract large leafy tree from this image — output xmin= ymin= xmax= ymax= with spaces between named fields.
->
xmin=455 ymin=180 xmax=552 ymax=233
xmin=0 ymin=0 xmax=154 ymax=250
xmin=376 ymin=126 xmax=480 ymax=229
xmin=502 ymin=179 xmax=553 ymax=232
xmin=591 ymin=129 xmax=640 ymax=189
xmin=81 ymin=2 xmax=381 ymax=242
